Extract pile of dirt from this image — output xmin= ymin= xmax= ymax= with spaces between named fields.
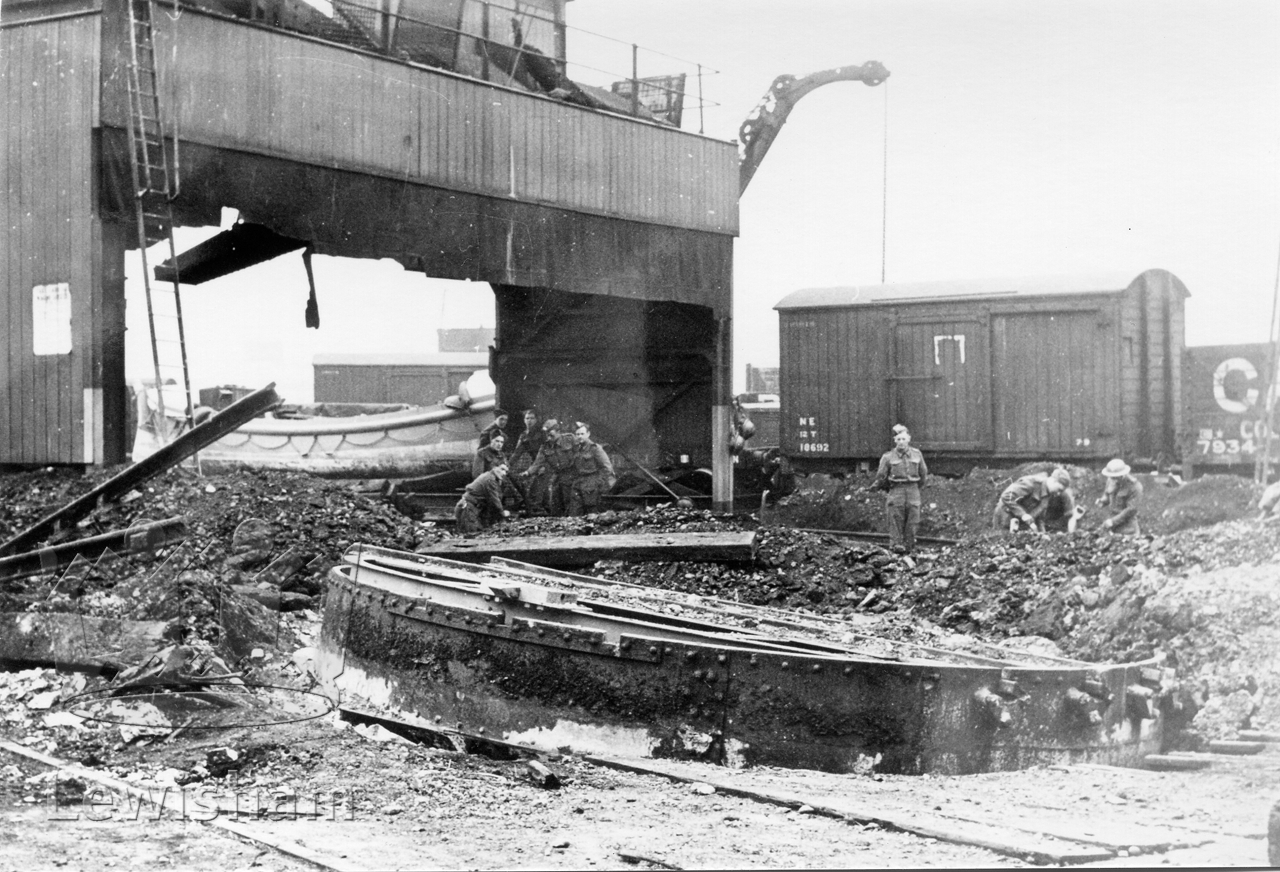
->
xmin=1 ymin=464 xmax=1276 ymax=746
xmin=767 ymin=465 xmax=1263 ymax=539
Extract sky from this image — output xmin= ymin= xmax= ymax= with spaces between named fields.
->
xmin=126 ymin=0 xmax=1280 ymax=403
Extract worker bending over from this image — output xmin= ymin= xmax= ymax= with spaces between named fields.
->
xmin=455 ymin=463 xmax=511 ymax=534
xmin=1259 ymin=479 xmax=1280 ymax=523
xmin=1096 ymin=458 xmax=1143 ymax=534
xmin=522 ymin=419 xmax=578 ymax=516
xmin=993 ymin=468 xmax=1077 ymax=533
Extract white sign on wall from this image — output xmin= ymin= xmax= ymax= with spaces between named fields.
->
xmin=32 ymin=282 xmax=72 ymax=356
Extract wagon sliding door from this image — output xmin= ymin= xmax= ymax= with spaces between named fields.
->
xmin=990 ymin=311 xmax=1117 ymax=456
xmin=890 ymin=320 xmax=990 ymax=450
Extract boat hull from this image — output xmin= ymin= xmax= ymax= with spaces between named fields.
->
xmin=196 ymin=401 xmax=495 ymax=478
xmin=318 ymin=548 xmax=1169 ymax=775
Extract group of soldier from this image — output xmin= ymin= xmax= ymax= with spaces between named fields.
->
xmin=454 ymin=409 xmax=617 ymax=534
xmin=874 ymin=425 xmax=1145 ymax=555
xmin=457 ymin=410 xmax=1157 ymax=547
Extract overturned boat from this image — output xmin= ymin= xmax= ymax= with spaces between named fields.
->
xmin=195 ymin=397 xmax=496 ymax=478
xmin=318 ymin=543 xmax=1172 ymax=775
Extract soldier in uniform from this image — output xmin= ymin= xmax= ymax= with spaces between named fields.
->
xmin=1096 ymin=458 xmax=1144 ymax=534
xmin=872 ymin=425 xmax=928 ymax=553
xmin=522 ymin=419 xmax=578 ymax=516
xmin=454 ymin=464 xmax=510 ymax=534
xmin=471 ymin=431 xmax=509 ymax=479
xmin=508 ymin=409 xmax=549 ymax=514
xmin=478 ymin=410 xmax=509 ymax=449
xmin=993 ymin=468 xmax=1077 ymax=533
xmin=567 ymin=421 xmax=617 ymax=516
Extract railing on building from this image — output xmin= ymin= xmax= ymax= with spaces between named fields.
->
xmin=226 ymin=0 xmax=714 ymax=131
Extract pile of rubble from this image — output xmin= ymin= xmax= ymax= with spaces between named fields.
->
xmin=1 ymin=463 xmax=1275 ymax=748
xmin=0 ymin=466 xmax=422 ymax=655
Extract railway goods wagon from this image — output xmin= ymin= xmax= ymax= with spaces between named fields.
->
xmin=313 ymin=353 xmax=489 ymax=406
xmin=774 ymin=269 xmax=1187 ymax=474
xmin=1181 ymin=343 xmax=1277 ymax=478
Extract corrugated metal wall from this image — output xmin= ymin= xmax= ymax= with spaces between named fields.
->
xmin=0 ymin=13 xmax=103 ymax=465
xmin=96 ymin=6 xmax=737 ymax=236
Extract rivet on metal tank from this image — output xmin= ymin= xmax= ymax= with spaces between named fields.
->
xmin=1126 ymin=684 xmax=1156 ymax=721
xmin=974 ymin=687 xmax=1013 ymax=729
xmin=1066 ymin=687 xmax=1104 ymax=725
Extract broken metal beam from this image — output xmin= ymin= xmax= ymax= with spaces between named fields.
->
xmin=0 ymin=384 xmax=280 ymax=557
xmin=0 ymin=518 xmax=186 ymax=582
xmin=153 ymin=222 xmax=308 ymax=285
xmin=415 ymin=530 xmax=757 ymax=568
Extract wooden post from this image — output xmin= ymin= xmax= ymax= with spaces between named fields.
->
xmin=712 ymin=315 xmax=733 ymax=513
xmin=630 ymin=44 xmax=639 ymax=117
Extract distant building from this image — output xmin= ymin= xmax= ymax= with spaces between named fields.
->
xmin=745 ymin=364 xmax=779 ymax=394
xmin=438 ymin=328 xmax=495 ymax=353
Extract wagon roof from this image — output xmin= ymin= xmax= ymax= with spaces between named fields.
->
xmin=312 ymin=352 xmax=490 ymax=366
xmin=775 ymin=272 xmax=1151 ymax=310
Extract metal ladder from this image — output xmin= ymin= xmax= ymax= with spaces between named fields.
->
xmin=124 ymin=0 xmax=192 ymax=438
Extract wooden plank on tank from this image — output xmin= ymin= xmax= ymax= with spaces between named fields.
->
xmin=416 ymin=531 xmax=757 ymax=568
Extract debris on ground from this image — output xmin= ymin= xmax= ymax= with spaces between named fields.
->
xmin=0 ymin=462 xmax=1276 ymax=868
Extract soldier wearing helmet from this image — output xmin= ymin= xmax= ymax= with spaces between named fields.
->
xmin=993 ymin=467 xmax=1078 ymax=533
xmin=1096 ymin=458 xmax=1143 ymax=534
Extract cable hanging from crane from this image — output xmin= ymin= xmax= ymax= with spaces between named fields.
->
xmin=880 ymin=79 xmax=889 ymax=284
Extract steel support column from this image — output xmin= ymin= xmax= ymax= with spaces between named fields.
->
xmin=712 ymin=315 xmax=733 ymax=512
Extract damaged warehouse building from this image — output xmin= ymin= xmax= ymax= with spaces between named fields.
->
xmin=0 ymin=0 xmax=739 ymax=508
